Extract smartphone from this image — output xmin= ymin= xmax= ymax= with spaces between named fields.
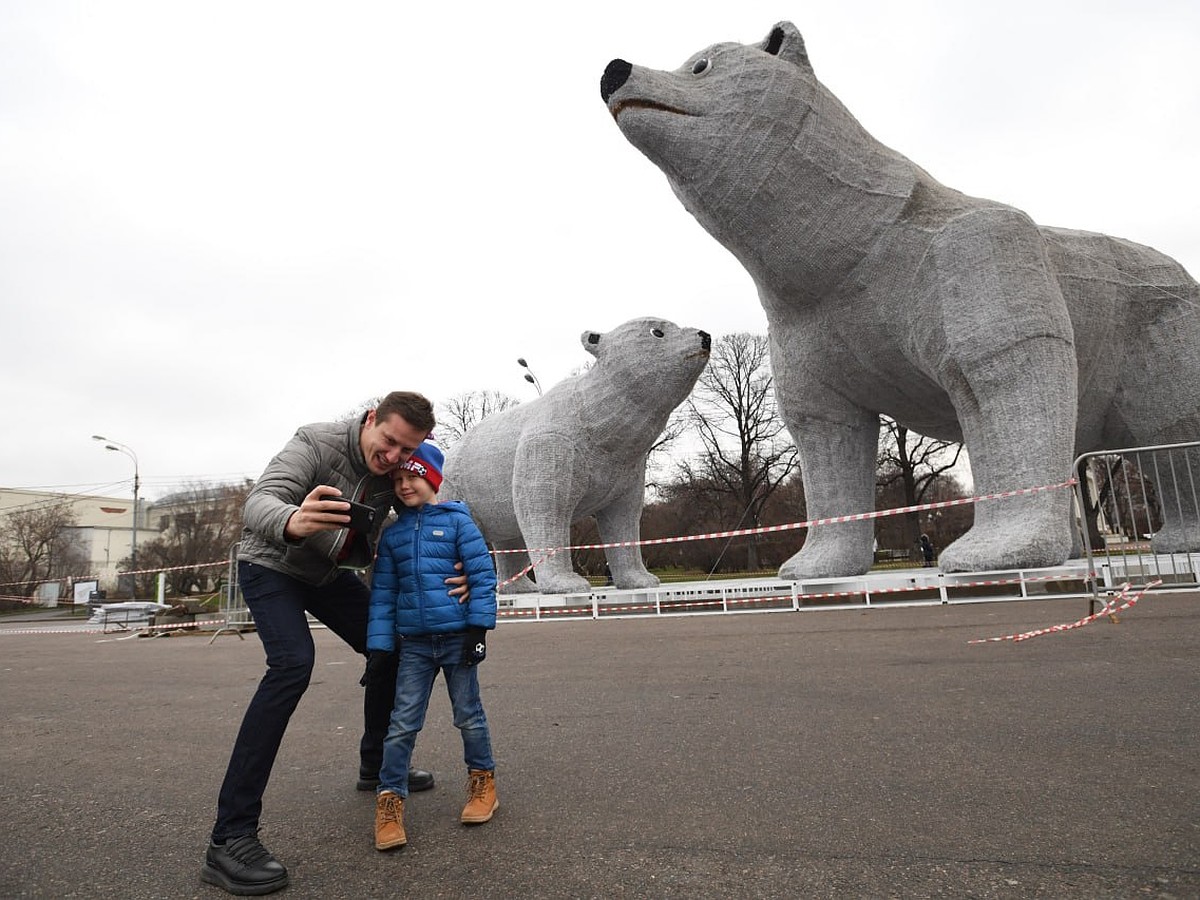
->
xmin=322 ymin=495 xmax=377 ymax=532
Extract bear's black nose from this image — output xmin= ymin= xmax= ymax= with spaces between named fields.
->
xmin=601 ymin=59 xmax=632 ymax=102
xmin=699 ymin=330 xmax=711 ymax=351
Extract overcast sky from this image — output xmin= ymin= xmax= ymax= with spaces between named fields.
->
xmin=2 ymin=1 xmax=1197 ymax=502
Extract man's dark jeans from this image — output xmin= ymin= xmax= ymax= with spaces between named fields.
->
xmin=211 ymin=561 xmax=398 ymax=842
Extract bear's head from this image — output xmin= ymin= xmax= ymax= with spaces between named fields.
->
xmin=601 ymin=23 xmax=817 ymax=220
xmin=579 ymin=317 xmax=710 ymax=408
xmin=601 ymin=22 xmax=917 ymax=302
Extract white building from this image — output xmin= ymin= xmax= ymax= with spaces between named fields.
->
xmin=0 ymin=487 xmax=144 ymax=589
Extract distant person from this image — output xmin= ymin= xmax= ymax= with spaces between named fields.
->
xmin=201 ymin=392 xmax=468 ymax=897
xmin=920 ymin=533 xmax=935 ymax=567
xmin=367 ymin=442 xmax=499 ymax=851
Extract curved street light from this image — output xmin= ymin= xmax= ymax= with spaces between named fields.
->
xmin=517 ymin=357 xmax=543 ymax=396
xmin=92 ymin=434 xmax=140 ymax=585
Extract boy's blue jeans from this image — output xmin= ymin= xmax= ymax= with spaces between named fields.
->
xmin=378 ymin=633 xmax=495 ymax=797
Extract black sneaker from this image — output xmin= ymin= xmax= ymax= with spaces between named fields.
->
xmin=200 ymin=833 xmax=288 ymax=896
xmin=357 ymin=767 xmax=435 ymax=792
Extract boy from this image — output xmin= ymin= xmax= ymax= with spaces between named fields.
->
xmin=366 ymin=442 xmax=499 ymax=850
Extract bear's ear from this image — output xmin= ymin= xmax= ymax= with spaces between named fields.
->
xmin=580 ymin=330 xmax=602 ymax=358
xmin=761 ymin=21 xmax=811 ymax=71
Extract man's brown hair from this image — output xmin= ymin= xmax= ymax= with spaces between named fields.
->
xmin=374 ymin=391 xmax=436 ymax=433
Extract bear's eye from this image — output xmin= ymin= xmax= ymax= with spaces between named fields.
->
xmin=651 ymin=328 xmax=665 ymax=338
xmin=691 ymin=58 xmax=711 ymax=76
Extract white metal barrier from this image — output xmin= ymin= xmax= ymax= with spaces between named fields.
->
xmin=495 ymin=562 xmax=1096 ymax=622
xmin=1074 ymin=440 xmax=1200 ymax=604
xmin=208 ymin=542 xmax=327 ymax=641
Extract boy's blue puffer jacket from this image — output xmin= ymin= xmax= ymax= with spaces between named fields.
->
xmin=366 ymin=500 xmax=497 ymax=650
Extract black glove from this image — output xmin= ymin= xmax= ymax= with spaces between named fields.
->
xmin=461 ymin=627 xmax=487 ymax=667
xmin=359 ymin=649 xmax=396 ymax=687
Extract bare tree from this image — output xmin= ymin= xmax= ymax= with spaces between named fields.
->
xmin=436 ymin=391 xmax=521 ymax=446
xmin=876 ymin=416 xmax=965 ymax=559
xmin=0 ymin=498 xmax=86 ymax=597
xmin=641 ymin=470 xmax=805 ymax=576
xmin=336 ymin=397 xmax=381 ymax=422
xmin=0 ymin=542 xmax=21 ymax=597
xmin=681 ymin=332 xmax=799 ymax=570
xmin=135 ymin=480 xmax=252 ymax=595
xmin=644 ymin=406 xmax=691 ymax=500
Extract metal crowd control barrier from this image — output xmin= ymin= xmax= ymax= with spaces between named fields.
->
xmin=208 ymin=542 xmax=326 ymax=642
xmin=209 ymin=542 xmax=251 ymax=642
xmin=1074 ymin=441 xmax=1200 ymax=608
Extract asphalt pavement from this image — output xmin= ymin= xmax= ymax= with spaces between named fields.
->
xmin=1 ymin=593 xmax=1198 ymax=899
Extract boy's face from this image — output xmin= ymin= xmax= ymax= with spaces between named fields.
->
xmin=394 ymin=469 xmax=436 ymax=507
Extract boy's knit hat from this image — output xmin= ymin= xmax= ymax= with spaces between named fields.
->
xmin=398 ymin=441 xmax=444 ymax=492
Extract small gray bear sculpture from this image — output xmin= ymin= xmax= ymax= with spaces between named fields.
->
xmin=602 ymin=22 xmax=1200 ymax=577
xmin=442 ymin=318 xmax=710 ymax=594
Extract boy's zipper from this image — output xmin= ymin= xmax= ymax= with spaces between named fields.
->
xmin=412 ymin=507 xmax=424 ymax=631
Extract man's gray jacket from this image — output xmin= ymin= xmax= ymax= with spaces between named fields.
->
xmin=237 ymin=416 xmax=397 ymax=586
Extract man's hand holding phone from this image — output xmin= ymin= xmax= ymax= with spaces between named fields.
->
xmin=284 ymin=487 xmax=376 ymax=539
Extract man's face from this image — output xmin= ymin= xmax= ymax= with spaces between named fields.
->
xmin=360 ymin=411 xmax=429 ymax=476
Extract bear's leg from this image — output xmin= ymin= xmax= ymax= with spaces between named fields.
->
xmin=1113 ymin=308 xmax=1200 ymax=554
xmin=595 ymin=473 xmax=660 ymax=590
xmin=492 ymin=542 xmax=539 ymax=595
xmin=938 ymin=336 xmax=1077 ymax=572
xmin=923 ymin=209 xmax=1079 ymax=572
xmin=777 ymin=411 xmax=878 ymax=580
xmin=512 ymin=432 xmax=593 ymax=595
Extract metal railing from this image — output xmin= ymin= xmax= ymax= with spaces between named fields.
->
xmin=1074 ymin=441 xmax=1200 ymax=607
xmin=208 ymin=542 xmax=251 ymax=642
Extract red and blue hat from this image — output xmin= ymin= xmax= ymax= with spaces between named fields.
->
xmin=398 ymin=441 xmax=444 ymax=492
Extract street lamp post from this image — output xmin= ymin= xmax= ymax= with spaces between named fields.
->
xmin=517 ymin=357 xmax=543 ymax=396
xmin=92 ymin=434 xmax=139 ymax=594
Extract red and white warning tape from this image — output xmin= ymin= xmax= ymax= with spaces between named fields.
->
xmin=1 ymin=478 xmax=1084 ymax=633
xmin=490 ymin=478 xmax=1077 ymax=555
xmin=0 ymin=616 xmax=232 ymax=637
xmin=2 ymin=478 xmax=1076 ymax=590
xmin=968 ymin=580 xmax=1160 ymax=644
xmin=496 ymin=549 xmax=561 ymax=591
xmin=0 ymin=572 xmax=1116 ymax=635
xmin=0 ymin=558 xmax=223 ymax=590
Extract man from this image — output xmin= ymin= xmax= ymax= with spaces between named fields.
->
xmin=201 ymin=391 xmax=466 ymax=896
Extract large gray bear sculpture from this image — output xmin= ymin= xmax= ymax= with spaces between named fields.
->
xmin=601 ymin=22 xmax=1200 ymax=577
xmin=442 ymin=317 xmax=710 ymax=594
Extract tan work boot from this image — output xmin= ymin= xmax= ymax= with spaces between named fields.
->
xmin=374 ymin=790 xmax=407 ymax=850
xmin=461 ymin=769 xmax=498 ymax=825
